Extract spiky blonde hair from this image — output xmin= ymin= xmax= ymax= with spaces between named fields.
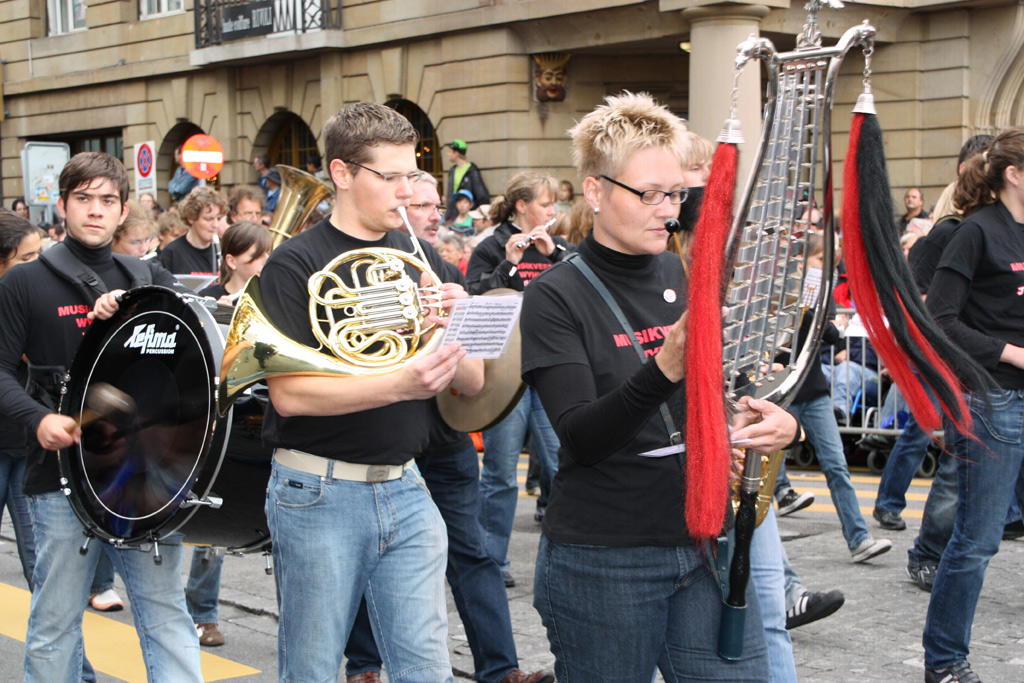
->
xmin=569 ymin=91 xmax=690 ymax=181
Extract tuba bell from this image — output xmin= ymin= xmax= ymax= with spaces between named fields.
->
xmin=266 ymin=165 xmax=335 ymax=249
xmin=217 ymin=220 xmax=445 ymax=417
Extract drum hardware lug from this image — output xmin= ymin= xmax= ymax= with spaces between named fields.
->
xmin=181 ymin=493 xmax=223 ymax=509
xmin=79 ymin=534 xmax=93 ymax=555
xmin=263 ymin=550 xmax=274 ymax=576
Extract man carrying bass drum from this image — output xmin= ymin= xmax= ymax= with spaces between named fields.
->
xmin=0 ymin=152 xmax=203 ymax=683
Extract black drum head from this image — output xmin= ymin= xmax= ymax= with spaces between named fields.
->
xmin=59 ymin=287 xmax=222 ymax=545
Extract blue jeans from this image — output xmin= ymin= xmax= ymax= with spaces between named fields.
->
xmin=923 ymin=389 xmax=1024 ymax=670
xmin=345 ymin=445 xmax=521 ymax=682
xmin=533 ymin=536 xmax=768 ymax=681
xmin=0 ymin=453 xmax=35 ymax=588
xmin=750 ymin=507 xmax=797 ymax=683
xmin=479 ymin=389 xmax=560 ymax=571
xmin=908 ymin=447 xmax=959 ymax=569
xmin=876 ymin=373 xmax=939 ymax=514
xmin=789 ymin=394 xmax=869 ymax=550
xmin=26 ymin=492 xmax=202 ymax=683
xmin=186 ymin=546 xmax=223 ymax=623
xmin=89 ymin=551 xmax=116 ymax=595
xmin=267 ymin=459 xmax=453 ymax=683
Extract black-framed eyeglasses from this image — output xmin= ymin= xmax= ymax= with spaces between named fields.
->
xmin=408 ymin=202 xmax=445 ymax=214
xmin=599 ymin=175 xmax=688 ymax=205
xmin=344 ymin=160 xmax=425 ymax=184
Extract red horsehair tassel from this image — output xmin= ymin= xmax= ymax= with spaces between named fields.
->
xmin=684 ymin=140 xmax=737 ymax=540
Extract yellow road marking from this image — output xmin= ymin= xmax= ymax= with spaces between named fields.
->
xmin=0 ymin=583 xmax=260 ymax=682
xmin=800 ymin=503 xmax=924 ymax=520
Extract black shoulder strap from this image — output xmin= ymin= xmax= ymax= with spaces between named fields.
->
xmin=565 ymin=252 xmax=681 ymax=446
xmin=112 ymin=253 xmax=154 ymax=289
xmin=38 ymin=242 xmax=108 ymax=301
xmin=37 ymin=244 xmax=154 ymax=303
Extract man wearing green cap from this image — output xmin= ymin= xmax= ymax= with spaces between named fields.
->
xmin=444 ymin=139 xmax=490 ymax=223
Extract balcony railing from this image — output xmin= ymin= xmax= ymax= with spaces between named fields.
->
xmin=195 ymin=0 xmax=341 ymax=49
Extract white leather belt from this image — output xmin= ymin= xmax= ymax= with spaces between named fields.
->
xmin=273 ymin=448 xmax=411 ymax=483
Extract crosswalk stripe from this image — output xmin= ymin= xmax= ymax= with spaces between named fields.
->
xmin=0 ymin=583 xmax=260 ymax=682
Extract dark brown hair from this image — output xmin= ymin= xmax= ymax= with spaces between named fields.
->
xmin=59 ymin=152 xmax=129 ymax=205
xmin=322 ymin=102 xmax=417 ymax=173
xmin=0 ymin=212 xmax=38 ymax=265
xmin=219 ymin=220 xmax=272 ymax=283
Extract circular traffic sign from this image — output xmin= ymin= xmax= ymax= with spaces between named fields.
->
xmin=181 ymin=134 xmax=224 ymax=180
xmin=137 ymin=144 xmax=153 ymax=177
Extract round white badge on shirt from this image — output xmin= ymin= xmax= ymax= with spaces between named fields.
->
xmin=664 ymin=289 xmax=676 ymax=303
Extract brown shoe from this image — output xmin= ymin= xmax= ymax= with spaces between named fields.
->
xmin=500 ymin=669 xmax=555 ymax=683
xmin=195 ymin=623 xmax=225 ymax=647
xmin=346 ymin=674 xmax=382 ymax=683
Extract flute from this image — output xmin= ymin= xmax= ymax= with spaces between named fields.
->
xmin=515 ymin=216 xmax=558 ymax=249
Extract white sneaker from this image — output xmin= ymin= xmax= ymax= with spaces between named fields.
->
xmin=89 ymin=588 xmax=125 ymax=612
xmin=850 ymin=537 xmax=892 ymax=563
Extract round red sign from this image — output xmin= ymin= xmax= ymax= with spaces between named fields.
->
xmin=181 ymin=134 xmax=224 ymax=180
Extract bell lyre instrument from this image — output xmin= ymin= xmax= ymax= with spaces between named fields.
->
xmin=714 ymin=1 xmax=875 ymax=660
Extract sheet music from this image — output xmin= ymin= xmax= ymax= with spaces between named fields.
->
xmin=438 ymin=294 xmax=522 ymax=358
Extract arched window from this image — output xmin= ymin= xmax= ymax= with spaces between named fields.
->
xmin=267 ymin=114 xmax=319 ymax=170
xmin=386 ymin=99 xmax=441 ymax=181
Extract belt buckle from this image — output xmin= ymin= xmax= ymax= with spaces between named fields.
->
xmin=366 ymin=465 xmax=391 ymax=483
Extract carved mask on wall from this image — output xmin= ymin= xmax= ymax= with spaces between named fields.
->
xmin=533 ymin=53 xmax=571 ymax=103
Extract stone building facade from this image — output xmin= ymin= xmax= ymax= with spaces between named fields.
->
xmin=1 ymin=0 xmax=1022 ymax=214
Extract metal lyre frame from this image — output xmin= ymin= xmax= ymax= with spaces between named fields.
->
xmin=717 ymin=2 xmax=875 ymax=662
xmin=723 ymin=14 xmax=875 ymax=409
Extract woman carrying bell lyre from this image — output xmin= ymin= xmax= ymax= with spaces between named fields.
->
xmin=519 ymin=92 xmax=799 ymax=681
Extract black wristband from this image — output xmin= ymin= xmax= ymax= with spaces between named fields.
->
xmin=782 ymin=412 xmax=805 ymax=451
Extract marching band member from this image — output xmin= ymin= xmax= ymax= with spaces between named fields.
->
xmin=520 ymin=92 xmax=798 ymax=681
xmin=257 ymin=102 xmax=482 ymax=683
xmin=0 ymin=152 xmax=201 ymax=683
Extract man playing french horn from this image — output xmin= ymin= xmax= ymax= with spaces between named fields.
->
xmin=256 ymin=102 xmax=483 ymax=683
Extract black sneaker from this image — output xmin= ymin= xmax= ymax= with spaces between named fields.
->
xmin=501 ymin=569 xmax=516 ymax=588
xmin=907 ymin=564 xmax=937 ymax=592
xmin=873 ymin=507 xmax=907 ymax=531
xmin=785 ymin=589 xmax=845 ymax=630
xmin=925 ymin=660 xmax=982 ymax=683
xmin=1002 ymin=519 xmax=1024 ymax=540
xmin=776 ymin=489 xmax=814 ymax=517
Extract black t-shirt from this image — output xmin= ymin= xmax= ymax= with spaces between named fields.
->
xmin=158 ymin=234 xmax=217 ymax=276
xmin=259 ymin=219 xmax=457 ymax=464
xmin=197 ymin=282 xmax=228 ymax=299
xmin=927 ymin=201 xmax=1024 ymax=389
xmin=0 ymin=237 xmax=178 ymax=494
xmin=521 ymin=235 xmax=692 ymax=547
xmin=909 ymin=215 xmax=961 ymax=293
xmin=466 ymin=221 xmax=574 ymax=294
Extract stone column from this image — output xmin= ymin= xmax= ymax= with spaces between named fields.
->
xmin=684 ymin=5 xmax=770 ymax=181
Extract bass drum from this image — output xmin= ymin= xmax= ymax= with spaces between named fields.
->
xmin=58 ymin=286 xmax=272 ymax=552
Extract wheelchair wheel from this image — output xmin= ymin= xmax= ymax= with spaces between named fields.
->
xmin=790 ymin=441 xmax=817 ymax=468
xmin=866 ymin=449 xmax=888 ymax=475
xmin=916 ymin=447 xmax=939 ymax=479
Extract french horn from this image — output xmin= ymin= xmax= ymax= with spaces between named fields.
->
xmin=216 ymin=209 xmax=444 ymax=417
xmin=266 ymin=165 xmax=335 ymax=250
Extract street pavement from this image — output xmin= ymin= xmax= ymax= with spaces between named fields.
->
xmin=1 ymin=460 xmax=1023 ymax=682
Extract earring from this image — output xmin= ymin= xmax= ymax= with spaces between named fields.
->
xmin=593 ymin=207 xmax=600 ymax=214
